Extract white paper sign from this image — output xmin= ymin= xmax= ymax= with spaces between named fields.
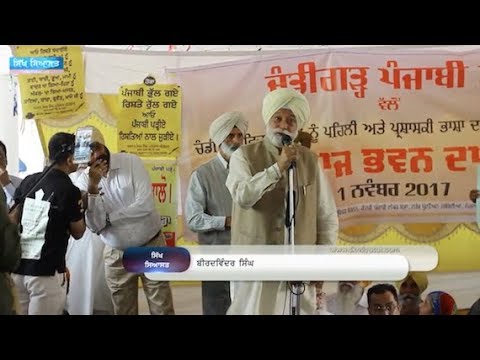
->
xmin=20 ymin=196 xmax=51 ymax=260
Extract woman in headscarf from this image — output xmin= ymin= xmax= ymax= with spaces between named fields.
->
xmin=420 ymin=291 xmax=457 ymax=315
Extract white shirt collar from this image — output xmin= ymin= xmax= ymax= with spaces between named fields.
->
xmin=216 ymin=153 xmax=229 ymax=169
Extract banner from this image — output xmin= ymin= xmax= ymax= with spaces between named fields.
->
xmin=169 ymin=49 xmax=480 ymax=228
xmin=118 ymin=83 xmax=181 ymax=157
xmin=144 ymin=159 xmax=178 ymax=246
xmin=15 ymin=45 xmax=86 ymax=119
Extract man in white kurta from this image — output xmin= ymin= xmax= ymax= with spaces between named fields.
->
xmin=226 ymin=88 xmax=339 ymax=315
xmin=65 ymin=169 xmax=113 ymax=315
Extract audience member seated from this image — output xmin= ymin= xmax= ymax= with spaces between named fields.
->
xmin=367 ymin=283 xmax=400 ymax=315
xmin=420 ymin=291 xmax=457 ymax=315
xmin=395 ymin=271 xmax=429 ymax=315
xmin=326 ymin=281 xmax=370 ymax=315
xmin=468 ymin=297 xmax=480 ymax=315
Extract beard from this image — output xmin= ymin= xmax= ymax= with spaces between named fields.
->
xmin=399 ymin=293 xmax=421 ymax=315
xmin=265 ymin=126 xmax=299 ymax=148
xmin=336 ymin=282 xmax=364 ymax=315
xmin=220 ymin=142 xmax=240 ymax=158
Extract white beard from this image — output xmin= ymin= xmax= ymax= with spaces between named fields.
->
xmin=265 ymin=126 xmax=298 ymax=148
xmin=220 ymin=142 xmax=240 ymax=158
xmin=336 ymin=284 xmax=364 ymax=315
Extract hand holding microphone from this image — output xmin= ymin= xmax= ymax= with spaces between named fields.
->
xmin=277 ymin=134 xmax=298 ymax=172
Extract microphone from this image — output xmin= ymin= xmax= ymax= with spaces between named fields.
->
xmin=281 ymin=134 xmax=293 ymax=146
xmin=281 ymin=134 xmax=296 ymax=169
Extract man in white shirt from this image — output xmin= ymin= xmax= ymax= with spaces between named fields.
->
xmin=185 ymin=111 xmax=247 ymax=315
xmin=75 ymin=132 xmax=174 ymax=315
xmin=0 ymin=141 xmax=22 ymax=210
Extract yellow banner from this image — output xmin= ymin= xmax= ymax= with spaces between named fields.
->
xmin=144 ymin=159 xmax=178 ymax=246
xmin=15 ymin=45 xmax=86 ymax=119
xmin=118 ymin=84 xmax=181 ymax=157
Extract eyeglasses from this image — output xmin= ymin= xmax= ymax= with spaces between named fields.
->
xmin=370 ymin=303 xmax=398 ymax=313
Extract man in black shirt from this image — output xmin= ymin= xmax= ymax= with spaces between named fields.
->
xmin=10 ymin=132 xmax=86 ymax=315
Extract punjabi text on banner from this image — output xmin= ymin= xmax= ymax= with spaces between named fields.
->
xmin=15 ymin=45 xmax=86 ymax=119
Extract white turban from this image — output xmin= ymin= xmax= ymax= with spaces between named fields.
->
xmin=90 ymin=126 xmax=105 ymax=146
xmin=78 ymin=126 xmax=105 ymax=146
xmin=262 ymin=88 xmax=310 ymax=129
xmin=209 ymin=111 xmax=248 ymax=146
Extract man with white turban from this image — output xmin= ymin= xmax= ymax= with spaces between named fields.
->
xmin=185 ymin=111 xmax=247 ymax=315
xmin=226 ymin=88 xmax=338 ymax=315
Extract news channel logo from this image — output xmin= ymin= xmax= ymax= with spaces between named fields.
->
xmin=9 ymin=56 xmax=64 ymax=75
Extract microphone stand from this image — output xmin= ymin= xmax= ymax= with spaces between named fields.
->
xmin=287 ymin=162 xmax=302 ymax=315
xmin=283 ymin=135 xmax=301 ymax=315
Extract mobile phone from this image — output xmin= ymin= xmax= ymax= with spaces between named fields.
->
xmin=73 ymin=127 xmax=93 ymax=164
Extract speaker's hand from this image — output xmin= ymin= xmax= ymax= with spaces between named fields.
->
xmin=277 ymin=144 xmax=298 ymax=172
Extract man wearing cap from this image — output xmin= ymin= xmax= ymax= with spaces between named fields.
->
xmin=10 ymin=132 xmax=86 ymax=314
xmin=225 ymin=88 xmax=339 ymax=315
xmin=75 ymin=129 xmax=175 ymax=315
xmin=185 ymin=111 xmax=247 ymax=315
xmin=395 ymin=271 xmax=429 ymax=315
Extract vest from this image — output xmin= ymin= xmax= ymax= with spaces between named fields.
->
xmin=194 ymin=157 xmax=232 ymax=245
xmin=231 ymin=139 xmax=324 ymax=246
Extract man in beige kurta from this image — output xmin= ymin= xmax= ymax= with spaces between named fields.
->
xmin=226 ymin=88 xmax=339 ymax=315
